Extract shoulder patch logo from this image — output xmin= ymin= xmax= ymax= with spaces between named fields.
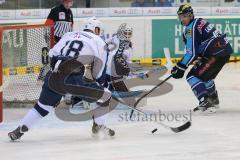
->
xmin=59 ymin=12 xmax=66 ymax=20
xmin=197 ymin=19 xmax=207 ymax=34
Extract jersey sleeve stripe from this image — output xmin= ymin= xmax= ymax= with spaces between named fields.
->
xmin=188 ymin=18 xmax=198 ymax=66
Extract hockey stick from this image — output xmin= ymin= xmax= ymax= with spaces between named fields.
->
xmin=114 ymin=97 xmax=191 ymax=133
xmin=108 ymin=65 xmax=167 ymax=85
xmin=129 ymin=74 xmax=173 ymax=119
xmin=151 ymin=121 xmax=191 ymax=133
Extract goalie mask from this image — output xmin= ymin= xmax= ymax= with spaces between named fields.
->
xmin=83 ymin=17 xmax=104 ymax=36
xmin=117 ymin=23 xmax=133 ymax=41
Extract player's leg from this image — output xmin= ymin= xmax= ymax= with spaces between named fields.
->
xmin=90 ymin=87 xmax=115 ymax=137
xmin=64 ymin=73 xmax=115 ymax=137
xmin=199 ymin=56 xmax=229 ymax=108
xmin=186 ymin=74 xmax=212 ymax=112
xmin=204 ymin=80 xmax=216 ymax=96
xmin=8 ymin=72 xmax=62 ymax=141
xmin=86 ymin=85 xmax=115 ymax=137
xmin=91 ymin=89 xmax=115 ymax=137
xmin=103 ymin=74 xmax=113 ymax=90
xmin=204 ymin=80 xmax=219 ymax=107
xmin=186 ymin=55 xmax=230 ymax=113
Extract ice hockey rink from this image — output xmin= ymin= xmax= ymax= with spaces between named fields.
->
xmin=0 ymin=63 xmax=240 ymax=160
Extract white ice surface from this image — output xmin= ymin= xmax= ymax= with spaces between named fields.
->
xmin=0 ymin=64 xmax=240 ymax=160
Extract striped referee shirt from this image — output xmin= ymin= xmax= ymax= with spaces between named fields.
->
xmin=45 ymin=4 xmax=73 ymax=43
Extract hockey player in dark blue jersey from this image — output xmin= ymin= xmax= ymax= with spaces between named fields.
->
xmin=171 ymin=4 xmax=233 ymax=113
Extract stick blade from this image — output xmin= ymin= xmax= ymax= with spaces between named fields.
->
xmin=151 ymin=128 xmax=158 ymax=134
xmin=171 ymin=121 xmax=191 ymax=133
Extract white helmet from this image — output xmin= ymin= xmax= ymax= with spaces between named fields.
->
xmin=117 ymin=23 xmax=133 ymax=41
xmin=83 ymin=17 xmax=103 ymax=36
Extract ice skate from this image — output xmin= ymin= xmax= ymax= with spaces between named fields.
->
xmin=8 ymin=125 xmax=28 ymax=141
xmin=92 ymin=121 xmax=115 ymax=138
xmin=208 ymin=91 xmax=220 ymax=109
xmin=193 ymin=97 xmax=216 ymax=115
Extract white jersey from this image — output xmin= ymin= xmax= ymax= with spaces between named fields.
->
xmin=105 ymin=35 xmax=132 ymax=76
xmin=49 ymin=31 xmax=107 ymax=79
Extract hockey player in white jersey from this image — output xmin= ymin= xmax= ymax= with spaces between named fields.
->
xmin=8 ymin=17 xmax=115 ymax=141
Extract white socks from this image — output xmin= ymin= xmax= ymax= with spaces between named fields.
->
xmin=21 ymin=108 xmax=43 ymax=129
xmin=94 ymin=102 xmax=110 ymax=125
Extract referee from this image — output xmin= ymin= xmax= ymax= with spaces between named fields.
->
xmin=38 ymin=0 xmax=74 ymax=82
xmin=45 ymin=0 xmax=74 ymax=44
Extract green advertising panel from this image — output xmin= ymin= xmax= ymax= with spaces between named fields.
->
xmin=152 ymin=18 xmax=240 ymax=58
xmin=2 ymin=29 xmax=28 ymax=68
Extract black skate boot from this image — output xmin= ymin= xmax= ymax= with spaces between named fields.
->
xmin=8 ymin=125 xmax=28 ymax=141
xmin=208 ymin=91 xmax=220 ymax=108
xmin=92 ymin=121 xmax=115 ymax=138
xmin=193 ymin=97 xmax=216 ymax=114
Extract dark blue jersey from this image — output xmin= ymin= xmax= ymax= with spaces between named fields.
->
xmin=180 ymin=18 xmax=233 ymax=66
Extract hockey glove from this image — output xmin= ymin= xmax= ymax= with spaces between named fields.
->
xmin=171 ymin=63 xmax=187 ymax=79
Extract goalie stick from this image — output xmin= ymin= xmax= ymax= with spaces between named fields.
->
xmin=108 ymin=65 xmax=167 ymax=85
xmin=114 ymin=97 xmax=191 ymax=133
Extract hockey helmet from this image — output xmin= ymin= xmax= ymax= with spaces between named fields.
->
xmin=177 ymin=4 xmax=193 ymax=15
xmin=83 ymin=17 xmax=104 ymax=36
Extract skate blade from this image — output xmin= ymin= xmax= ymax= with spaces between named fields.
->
xmin=206 ymin=107 xmax=217 ymax=114
xmin=193 ymin=107 xmax=217 ymax=116
xmin=92 ymin=131 xmax=114 ymax=140
xmin=8 ymin=133 xmax=21 ymax=141
xmin=8 ymin=133 xmax=15 ymax=141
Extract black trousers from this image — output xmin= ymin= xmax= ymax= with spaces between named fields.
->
xmin=187 ymin=55 xmax=230 ymax=81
